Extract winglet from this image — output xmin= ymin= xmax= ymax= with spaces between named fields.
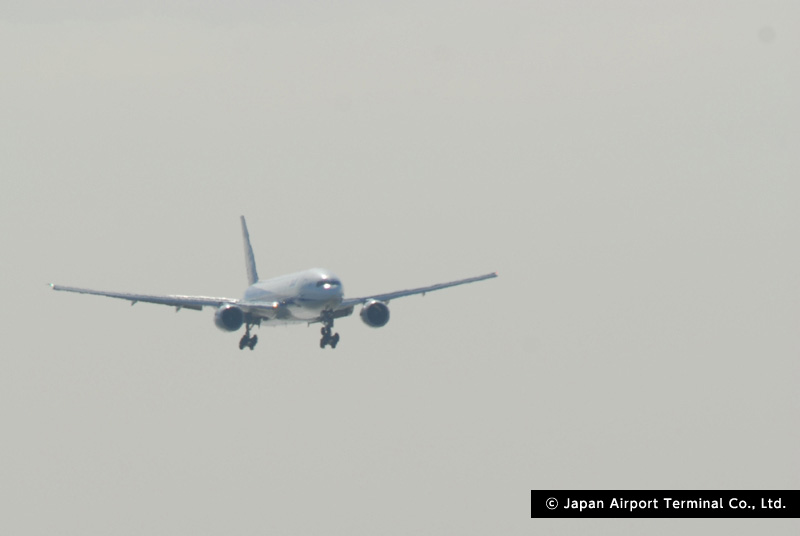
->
xmin=240 ymin=216 xmax=259 ymax=286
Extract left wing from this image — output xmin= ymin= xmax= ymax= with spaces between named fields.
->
xmin=49 ymin=284 xmax=238 ymax=311
xmin=336 ymin=271 xmax=497 ymax=310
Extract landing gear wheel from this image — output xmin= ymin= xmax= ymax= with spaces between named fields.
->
xmin=239 ymin=323 xmax=258 ymax=350
xmin=319 ymin=332 xmax=340 ymax=349
xmin=318 ymin=311 xmax=339 ymax=349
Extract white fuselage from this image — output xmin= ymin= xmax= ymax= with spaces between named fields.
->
xmin=241 ymin=268 xmax=344 ymax=322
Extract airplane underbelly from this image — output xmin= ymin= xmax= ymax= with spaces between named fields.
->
xmin=285 ymin=298 xmax=329 ymax=320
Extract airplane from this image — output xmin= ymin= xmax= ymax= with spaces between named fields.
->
xmin=50 ymin=216 xmax=497 ymax=350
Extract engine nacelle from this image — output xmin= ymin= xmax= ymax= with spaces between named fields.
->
xmin=360 ymin=300 xmax=390 ymax=328
xmin=214 ymin=304 xmax=244 ymax=332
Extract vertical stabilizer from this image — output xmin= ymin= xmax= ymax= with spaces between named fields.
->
xmin=240 ymin=216 xmax=259 ymax=285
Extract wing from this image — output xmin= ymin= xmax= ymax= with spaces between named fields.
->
xmin=49 ymin=284 xmax=238 ymax=311
xmin=337 ymin=272 xmax=497 ymax=310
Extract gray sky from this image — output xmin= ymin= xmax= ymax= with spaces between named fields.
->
xmin=2 ymin=2 xmax=798 ymax=534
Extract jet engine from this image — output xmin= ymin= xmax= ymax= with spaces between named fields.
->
xmin=360 ymin=300 xmax=390 ymax=328
xmin=214 ymin=304 xmax=244 ymax=332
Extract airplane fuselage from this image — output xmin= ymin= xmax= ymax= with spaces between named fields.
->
xmin=242 ymin=268 xmax=344 ymax=322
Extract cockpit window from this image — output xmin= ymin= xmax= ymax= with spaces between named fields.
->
xmin=316 ymin=279 xmax=341 ymax=287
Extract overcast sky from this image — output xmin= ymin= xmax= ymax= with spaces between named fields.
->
xmin=2 ymin=2 xmax=798 ymax=534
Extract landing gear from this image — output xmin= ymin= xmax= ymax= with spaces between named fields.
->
xmin=239 ymin=324 xmax=258 ymax=350
xmin=319 ymin=313 xmax=340 ymax=349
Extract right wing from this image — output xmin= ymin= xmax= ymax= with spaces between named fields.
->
xmin=50 ymin=284 xmax=293 ymax=322
xmin=49 ymin=284 xmax=238 ymax=312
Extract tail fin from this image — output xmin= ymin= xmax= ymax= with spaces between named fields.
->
xmin=240 ymin=216 xmax=259 ymax=286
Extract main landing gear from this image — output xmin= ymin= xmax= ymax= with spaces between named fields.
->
xmin=239 ymin=323 xmax=258 ymax=350
xmin=319 ymin=312 xmax=340 ymax=349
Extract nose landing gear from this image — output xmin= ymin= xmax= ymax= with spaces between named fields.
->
xmin=239 ymin=323 xmax=258 ymax=350
xmin=319 ymin=312 xmax=339 ymax=349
